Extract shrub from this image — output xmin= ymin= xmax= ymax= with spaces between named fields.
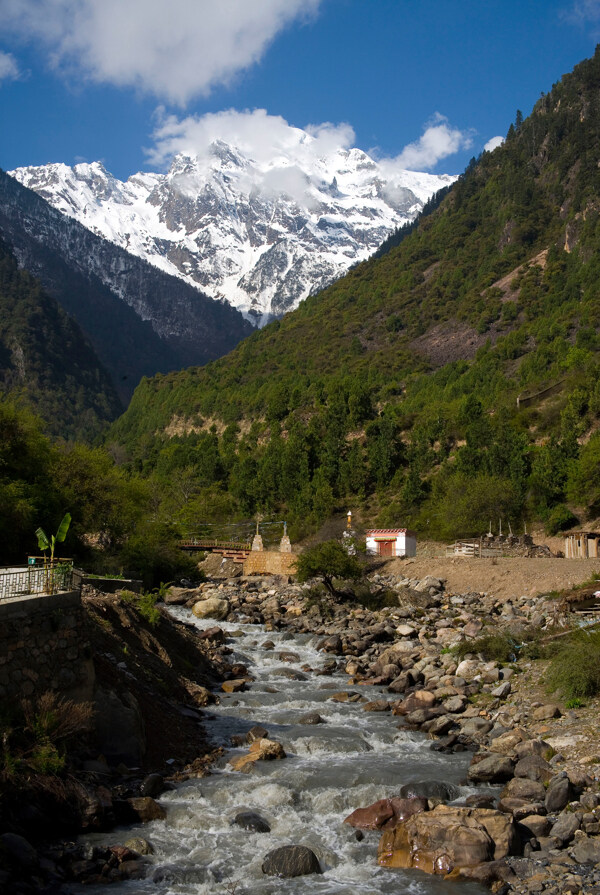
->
xmin=546 ymin=630 xmax=600 ymax=699
xmin=544 ymin=503 xmax=578 ymax=535
xmin=452 ymin=632 xmax=518 ymax=664
xmin=295 ymin=540 xmax=363 ymax=597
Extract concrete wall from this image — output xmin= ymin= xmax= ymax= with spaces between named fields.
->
xmin=243 ymin=550 xmax=297 ymax=576
xmin=0 ymin=591 xmax=94 ymax=702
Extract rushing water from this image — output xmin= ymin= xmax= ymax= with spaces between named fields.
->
xmin=76 ymin=609 xmax=489 ymax=895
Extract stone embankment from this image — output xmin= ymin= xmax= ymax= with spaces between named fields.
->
xmin=167 ymin=567 xmax=600 ymax=894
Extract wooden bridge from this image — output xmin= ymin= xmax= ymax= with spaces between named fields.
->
xmin=179 ymin=538 xmax=252 ymax=563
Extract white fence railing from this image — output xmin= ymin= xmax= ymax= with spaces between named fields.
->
xmin=0 ymin=563 xmax=73 ymax=601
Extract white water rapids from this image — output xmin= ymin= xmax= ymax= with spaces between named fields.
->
xmin=76 ymin=608 xmax=489 ymax=895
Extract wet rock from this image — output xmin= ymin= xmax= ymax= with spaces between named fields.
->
xmin=232 ymin=811 xmax=271 ymax=833
xmin=192 ymin=597 xmax=230 ymax=620
xmin=262 ymin=844 xmax=322 ymax=877
xmin=344 ymin=797 xmax=427 ymax=830
xmin=197 ymin=626 xmax=226 ymax=644
xmin=140 ymin=773 xmax=164 ymax=798
xmin=398 ymin=780 xmax=459 ymax=802
xmin=222 ymin=679 xmax=247 ymax=693
xmin=229 ymin=738 xmax=286 ymax=772
xmin=246 ymin=725 xmax=269 ymax=743
xmin=363 ymin=700 xmax=391 ymax=712
xmin=124 ymin=837 xmax=154 ymax=855
xmin=127 ymin=797 xmax=166 ymax=822
xmin=378 ymin=805 xmax=517 ymax=874
xmin=297 ymin=712 xmax=325 ymax=725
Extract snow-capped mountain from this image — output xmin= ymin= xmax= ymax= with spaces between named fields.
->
xmin=10 ymin=141 xmax=456 ymax=324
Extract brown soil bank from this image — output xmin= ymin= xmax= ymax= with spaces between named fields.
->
xmin=382 ymin=554 xmax=600 ymax=601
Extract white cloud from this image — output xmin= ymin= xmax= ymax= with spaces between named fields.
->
xmin=0 ymin=50 xmax=19 ymax=82
xmin=147 ymin=107 xmax=355 ymax=168
xmin=484 ymin=135 xmax=504 ymax=152
xmin=380 ymin=113 xmax=473 ymax=172
xmin=0 ymin=0 xmax=322 ymax=104
xmin=563 ymin=0 xmax=600 ymax=25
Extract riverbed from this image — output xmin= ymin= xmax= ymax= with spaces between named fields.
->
xmin=75 ymin=608 xmax=489 ymax=895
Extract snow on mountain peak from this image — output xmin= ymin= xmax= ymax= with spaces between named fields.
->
xmin=10 ymin=140 xmax=457 ymax=324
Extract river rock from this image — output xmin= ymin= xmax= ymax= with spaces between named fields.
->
xmin=0 ymin=833 xmax=39 ymax=870
xmin=378 ymin=805 xmax=516 ymax=874
xmin=262 ymin=845 xmax=322 ymax=877
xmin=232 ymin=811 xmax=271 ymax=833
xmin=532 ymin=703 xmax=561 ymax=721
xmin=124 ymin=837 xmax=154 ymax=855
xmin=344 ymin=797 xmax=427 ymax=830
xmin=500 ymin=777 xmax=546 ymax=803
xmin=544 ymin=774 xmax=572 ymax=811
xmin=140 ymin=774 xmax=164 ymax=798
xmin=246 ymin=725 xmax=269 ymax=742
xmin=229 ymin=738 xmax=286 ymax=772
xmin=221 ymin=679 xmax=247 ymax=693
xmin=163 ymin=586 xmax=199 ymax=605
xmin=518 ymin=815 xmax=551 ymax=838
xmin=127 ymin=797 xmax=166 ymax=822
xmin=570 ymin=835 xmax=600 ymax=864
xmin=549 ymin=812 xmax=580 ymax=845
xmin=467 ymin=754 xmax=515 ymax=783
xmin=192 ymin=597 xmax=230 ymax=620
xmin=514 ymin=754 xmax=553 ymax=784
xmin=297 ymin=712 xmax=325 ymax=725
xmin=398 ymin=780 xmax=459 ymax=801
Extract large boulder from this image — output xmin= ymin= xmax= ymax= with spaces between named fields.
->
xmin=344 ymin=797 xmax=427 ymax=831
xmin=378 ymin=805 xmax=518 ymax=875
xmin=262 ymin=845 xmax=322 ymax=877
xmin=380 ymin=806 xmax=518 ymax=871
xmin=192 ymin=597 xmax=230 ymax=620
xmin=467 ymin=753 xmax=515 ymax=784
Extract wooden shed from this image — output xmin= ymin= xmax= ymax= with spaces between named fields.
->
xmin=564 ymin=531 xmax=600 ymax=559
xmin=365 ymin=528 xmax=417 ymax=558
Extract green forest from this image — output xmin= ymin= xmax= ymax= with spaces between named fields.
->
xmin=4 ymin=49 xmax=600 ymax=576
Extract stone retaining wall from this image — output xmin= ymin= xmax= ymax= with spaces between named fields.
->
xmin=0 ymin=591 xmax=94 ymax=702
xmin=243 ymin=550 xmax=297 ymax=577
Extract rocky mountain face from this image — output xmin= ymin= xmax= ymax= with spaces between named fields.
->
xmin=0 ymin=170 xmax=252 ymax=402
xmin=10 ymin=142 xmax=455 ymax=324
xmin=0 ymin=235 xmax=122 ymax=440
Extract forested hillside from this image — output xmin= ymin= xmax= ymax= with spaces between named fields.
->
xmin=108 ymin=49 xmax=600 ymax=541
xmin=0 ymin=238 xmax=122 ymax=441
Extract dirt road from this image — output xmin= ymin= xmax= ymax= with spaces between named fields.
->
xmin=382 ymin=553 xmax=600 ymax=601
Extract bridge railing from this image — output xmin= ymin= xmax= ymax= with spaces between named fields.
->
xmin=0 ymin=562 xmax=74 ymax=601
xmin=179 ymin=538 xmax=252 ymax=550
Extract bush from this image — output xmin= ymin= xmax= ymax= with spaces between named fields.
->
xmin=546 ymin=630 xmax=600 ymax=699
xmin=544 ymin=503 xmax=578 ymax=535
xmin=452 ymin=632 xmax=519 ymax=663
xmin=295 ymin=540 xmax=363 ymax=597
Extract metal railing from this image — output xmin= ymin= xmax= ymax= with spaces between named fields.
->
xmin=0 ymin=562 xmax=74 ymax=601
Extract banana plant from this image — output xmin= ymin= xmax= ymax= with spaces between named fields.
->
xmin=35 ymin=513 xmax=71 ymax=594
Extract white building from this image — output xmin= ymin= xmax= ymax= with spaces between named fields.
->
xmin=365 ymin=528 xmax=417 ymax=558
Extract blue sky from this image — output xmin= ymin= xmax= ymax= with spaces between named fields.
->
xmin=1 ymin=0 xmax=600 ymax=181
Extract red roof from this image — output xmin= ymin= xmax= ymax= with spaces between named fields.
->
xmin=365 ymin=529 xmax=415 ymax=535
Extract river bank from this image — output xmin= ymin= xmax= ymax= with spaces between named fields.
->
xmin=3 ymin=561 xmax=600 ymax=893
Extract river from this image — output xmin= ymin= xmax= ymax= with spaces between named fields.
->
xmin=76 ymin=608 xmax=489 ymax=895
